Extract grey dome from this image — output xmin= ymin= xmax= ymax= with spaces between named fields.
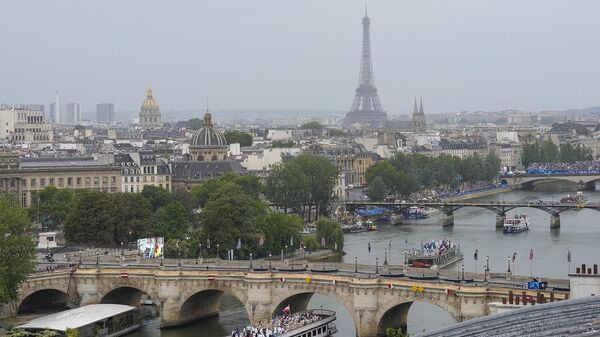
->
xmin=190 ymin=111 xmax=228 ymax=147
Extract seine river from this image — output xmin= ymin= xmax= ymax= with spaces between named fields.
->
xmin=127 ymin=188 xmax=600 ymax=337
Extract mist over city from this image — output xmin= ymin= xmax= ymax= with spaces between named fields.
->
xmin=2 ymin=2 xmax=600 ymax=337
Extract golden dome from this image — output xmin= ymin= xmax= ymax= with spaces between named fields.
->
xmin=141 ymin=87 xmax=159 ymax=110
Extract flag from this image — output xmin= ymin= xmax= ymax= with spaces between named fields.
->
xmin=368 ymin=242 xmax=371 ymax=253
xmin=321 ymin=237 xmax=326 ymax=246
xmin=474 ymin=249 xmax=478 ymax=260
xmin=332 ymin=279 xmax=337 ymax=286
xmin=512 ymin=252 xmax=517 ymax=263
xmin=305 ymin=277 xmax=311 ymax=284
xmin=259 ymin=236 xmax=264 ymax=247
xmin=290 ymin=236 xmax=294 ymax=247
xmin=529 ymin=249 xmax=534 ymax=261
xmin=388 ymin=240 xmax=392 ymax=251
xmin=567 ymin=250 xmax=572 ymax=263
xmin=206 ymin=238 xmax=211 ymax=249
xmin=444 ymin=288 xmax=451 ymax=295
xmin=236 ymin=239 xmax=242 ymax=250
xmin=279 ymin=277 xmax=286 ymax=282
xmin=282 ymin=305 xmax=291 ymax=315
xmin=334 ymin=242 xmax=337 ymax=251
xmin=387 ymin=283 xmax=394 ymax=289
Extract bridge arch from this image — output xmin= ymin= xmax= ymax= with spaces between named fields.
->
xmin=178 ymin=287 xmax=249 ymax=326
xmin=101 ymin=286 xmax=151 ymax=307
xmin=376 ymin=298 xmax=460 ymax=335
xmin=270 ymin=286 xmax=357 ymax=336
xmin=18 ymin=288 xmax=70 ymax=314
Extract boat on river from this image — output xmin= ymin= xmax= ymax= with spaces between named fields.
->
xmin=560 ymin=191 xmax=590 ymax=205
xmin=403 ymin=206 xmax=429 ymax=219
xmin=406 ymin=239 xmax=462 ymax=269
xmin=503 ymin=213 xmax=530 ymax=233
xmin=231 ymin=309 xmax=337 ymax=337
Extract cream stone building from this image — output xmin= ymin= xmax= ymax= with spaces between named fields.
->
xmin=0 ymin=107 xmax=53 ymax=142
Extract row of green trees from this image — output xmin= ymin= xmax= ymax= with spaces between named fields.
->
xmin=365 ymin=153 xmax=501 ymax=200
xmin=31 ymin=159 xmax=344 ymax=258
xmin=521 ymin=140 xmax=593 ymax=167
xmin=265 ymin=154 xmax=339 ymax=220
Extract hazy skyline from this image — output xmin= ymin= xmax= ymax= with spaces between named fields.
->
xmin=2 ymin=0 xmax=600 ymax=115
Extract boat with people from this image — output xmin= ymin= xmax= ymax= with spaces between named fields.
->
xmin=365 ymin=220 xmax=378 ymax=231
xmin=406 ymin=239 xmax=463 ymax=269
xmin=560 ymin=191 xmax=590 ymax=205
xmin=403 ymin=206 xmax=429 ymax=220
xmin=503 ymin=213 xmax=530 ymax=233
xmin=230 ymin=309 xmax=337 ymax=337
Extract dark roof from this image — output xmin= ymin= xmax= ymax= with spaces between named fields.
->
xmin=190 ymin=126 xmax=228 ymax=148
xmin=169 ymin=160 xmax=245 ymax=182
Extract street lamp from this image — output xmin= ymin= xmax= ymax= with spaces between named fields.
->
xmin=461 ymin=264 xmax=465 ymax=280
xmin=404 ymin=249 xmax=408 ymax=265
xmin=178 ymin=252 xmax=182 ymax=268
xmin=354 ymin=257 xmax=358 ymax=273
xmin=269 ymin=253 xmax=272 ymax=270
xmin=285 ymin=245 xmax=288 ymax=255
xmin=197 ymin=244 xmax=202 ymax=265
xmin=486 ymin=256 xmax=490 ymax=272
xmin=507 ymin=256 xmax=511 ymax=273
xmin=96 ymin=252 xmax=100 ymax=266
xmin=216 ymin=244 xmax=220 ymax=259
xmin=120 ymin=242 xmax=124 ymax=256
xmin=250 ymin=253 xmax=253 ymax=269
xmin=375 ymin=257 xmax=379 ymax=274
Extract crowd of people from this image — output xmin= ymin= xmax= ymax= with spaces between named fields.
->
xmin=231 ymin=312 xmax=322 ymax=337
xmin=408 ymin=239 xmax=456 ymax=258
xmin=36 ymin=263 xmax=77 ymax=273
xmin=525 ymin=161 xmax=600 ymax=175
xmin=407 ymin=182 xmax=502 ymax=201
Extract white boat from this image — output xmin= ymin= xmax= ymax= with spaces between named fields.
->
xmin=503 ymin=213 xmax=530 ymax=233
xmin=232 ymin=309 xmax=336 ymax=337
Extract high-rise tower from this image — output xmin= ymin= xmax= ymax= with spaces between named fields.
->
xmin=412 ymin=96 xmax=427 ymax=133
xmin=344 ymin=7 xmax=387 ymax=128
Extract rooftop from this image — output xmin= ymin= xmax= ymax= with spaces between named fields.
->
xmin=18 ymin=304 xmax=136 ymax=332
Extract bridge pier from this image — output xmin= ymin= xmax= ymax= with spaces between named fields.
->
xmin=442 ymin=213 xmax=454 ymax=226
xmin=550 ymin=214 xmax=561 ymax=228
xmin=495 ymin=214 xmax=506 ymax=228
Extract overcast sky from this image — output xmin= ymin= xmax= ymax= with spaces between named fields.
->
xmin=1 ymin=0 xmax=600 ymax=115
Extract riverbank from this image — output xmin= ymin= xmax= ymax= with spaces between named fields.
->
xmin=440 ymin=186 xmax=512 ymax=202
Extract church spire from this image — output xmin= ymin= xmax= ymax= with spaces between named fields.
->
xmin=419 ymin=96 xmax=424 ymax=114
xmin=413 ymin=97 xmax=418 ymax=114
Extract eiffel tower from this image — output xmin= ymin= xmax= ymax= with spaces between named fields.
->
xmin=344 ymin=7 xmax=388 ymax=128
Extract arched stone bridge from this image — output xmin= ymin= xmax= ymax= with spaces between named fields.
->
xmin=9 ymin=263 xmax=570 ymax=337
xmin=345 ymin=201 xmax=600 ymax=228
xmin=500 ymin=173 xmax=600 ymax=190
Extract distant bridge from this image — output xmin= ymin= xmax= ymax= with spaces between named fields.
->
xmin=345 ymin=201 xmax=600 ymax=228
xmin=500 ymin=173 xmax=600 ymax=190
xmin=3 ymin=261 xmax=570 ymax=337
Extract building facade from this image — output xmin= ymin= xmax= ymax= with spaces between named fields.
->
xmin=114 ymin=151 xmax=171 ymax=193
xmin=0 ymin=157 xmax=121 ymax=207
xmin=0 ymin=107 xmax=53 ymax=142
xmin=139 ymin=88 xmax=162 ymax=128
xmin=96 ymin=103 xmax=115 ymax=125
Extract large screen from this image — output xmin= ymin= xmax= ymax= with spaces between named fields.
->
xmin=137 ymin=237 xmax=164 ymax=258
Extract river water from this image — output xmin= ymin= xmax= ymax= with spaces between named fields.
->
xmin=127 ymin=188 xmax=600 ymax=337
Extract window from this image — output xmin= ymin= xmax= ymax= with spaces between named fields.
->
xmin=102 ymin=176 xmax=108 ymax=185
xmin=49 ymin=178 xmax=54 ymax=185
xmin=21 ymin=179 xmax=27 ymax=187
xmin=143 ymin=176 xmax=147 ymax=182
xmin=151 ymin=176 xmax=155 ymax=182
xmin=124 ymin=177 xmax=128 ymax=183
xmin=68 ymin=177 xmax=73 ymax=186
xmin=40 ymin=178 xmax=46 ymax=187
xmin=85 ymin=177 xmax=91 ymax=185
xmin=94 ymin=177 xmax=99 ymax=185
xmin=31 ymin=178 xmax=36 ymax=187
xmin=10 ymin=180 xmax=15 ymax=187
xmin=136 ymin=177 xmax=140 ymax=182
xmin=58 ymin=178 xmax=64 ymax=186
xmin=77 ymin=177 xmax=82 ymax=185
xmin=111 ymin=176 xmax=116 ymax=184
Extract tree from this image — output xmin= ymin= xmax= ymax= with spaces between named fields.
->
xmin=186 ymin=118 xmax=203 ymax=130
xmin=292 ymin=155 xmax=339 ymax=217
xmin=171 ymin=188 xmax=197 ymax=221
xmin=224 ymin=130 xmax=253 ymax=146
xmin=164 ymin=238 xmax=190 ymax=259
xmin=315 ymin=218 xmax=343 ymax=253
xmin=141 ymin=185 xmax=173 ymax=212
xmin=0 ymin=195 xmax=36 ymax=309
xmin=540 ymin=140 xmax=559 ymax=163
xmin=271 ymin=139 xmax=296 ymax=148
xmin=29 ymin=187 xmax=76 ymax=230
xmin=153 ymin=202 xmax=188 ymax=240
xmin=190 ymin=179 xmax=227 ymax=208
xmin=265 ymin=162 xmax=309 ymax=213
xmin=366 ymin=176 xmax=388 ymax=201
xmin=201 ymin=184 xmax=267 ymax=258
xmin=385 ymin=328 xmax=408 ymax=337
xmin=328 ymin=129 xmax=346 ymax=137
xmin=221 ymin=173 xmax=262 ymax=198
xmin=300 ymin=121 xmax=323 ymax=130
xmin=256 ymin=213 xmax=304 ymax=256
xmin=483 ymin=153 xmax=502 ymax=181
